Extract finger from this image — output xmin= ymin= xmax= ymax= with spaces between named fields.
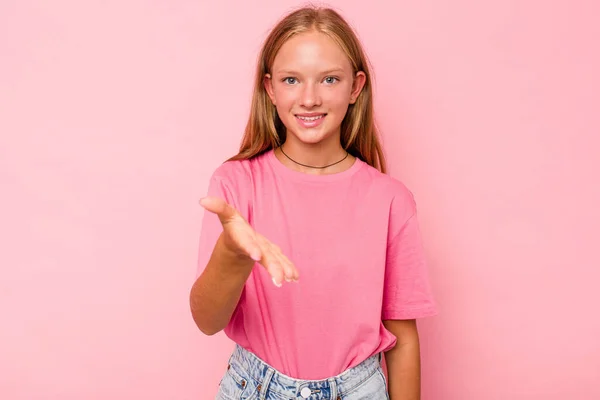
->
xmin=268 ymin=244 xmax=298 ymax=282
xmin=259 ymin=248 xmax=285 ymax=288
xmin=199 ymin=197 xmax=237 ymax=223
xmin=278 ymin=253 xmax=299 ymax=282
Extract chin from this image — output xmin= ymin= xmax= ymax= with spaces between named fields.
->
xmin=288 ymin=130 xmax=331 ymax=145
xmin=284 ymin=123 xmax=339 ymax=145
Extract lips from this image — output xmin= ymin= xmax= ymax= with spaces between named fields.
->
xmin=296 ymin=114 xmax=326 ymax=121
xmin=295 ymin=114 xmax=326 ymax=128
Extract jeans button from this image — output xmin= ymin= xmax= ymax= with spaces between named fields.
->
xmin=300 ymin=387 xmax=311 ymax=398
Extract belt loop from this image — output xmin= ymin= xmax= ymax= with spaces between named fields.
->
xmin=259 ymin=368 xmax=275 ymax=400
xmin=328 ymin=377 xmax=338 ymax=399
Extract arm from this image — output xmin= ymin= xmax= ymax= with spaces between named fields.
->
xmin=383 ymin=319 xmax=421 ymax=400
xmin=189 ymin=233 xmax=254 ymax=336
xmin=189 ymin=196 xmax=299 ymax=336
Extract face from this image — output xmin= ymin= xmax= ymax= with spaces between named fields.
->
xmin=264 ymin=31 xmax=366 ymax=146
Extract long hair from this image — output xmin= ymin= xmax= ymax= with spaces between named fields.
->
xmin=228 ymin=6 xmax=387 ymax=173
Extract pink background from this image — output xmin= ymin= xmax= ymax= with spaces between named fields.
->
xmin=1 ymin=1 xmax=599 ymax=399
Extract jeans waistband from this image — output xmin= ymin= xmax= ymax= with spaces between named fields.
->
xmin=227 ymin=345 xmax=382 ymax=398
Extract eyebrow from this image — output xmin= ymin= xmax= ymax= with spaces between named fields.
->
xmin=275 ymin=68 xmax=346 ymax=76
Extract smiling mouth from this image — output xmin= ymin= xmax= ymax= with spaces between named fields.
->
xmin=296 ymin=114 xmax=326 ymax=121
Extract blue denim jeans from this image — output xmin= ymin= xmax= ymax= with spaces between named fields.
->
xmin=216 ymin=345 xmax=389 ymax=400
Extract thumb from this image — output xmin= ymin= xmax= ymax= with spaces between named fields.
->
xmin=199 ymin=196 xmax=237 ymax=223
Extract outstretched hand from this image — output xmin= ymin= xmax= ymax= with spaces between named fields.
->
xmin=199 ymin=197 xmax=299 ymax=287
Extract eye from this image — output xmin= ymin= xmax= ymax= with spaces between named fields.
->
xmin=283 ymin=77 xmax=298 ymax=85
xmin=324 ymin=76 xmax=339 ymax=84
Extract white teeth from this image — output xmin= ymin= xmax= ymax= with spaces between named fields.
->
xmin=298 ymin=115 xmax=324 ymax=121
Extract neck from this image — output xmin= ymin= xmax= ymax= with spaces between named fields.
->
xmin=276 ymin=141 xmax=353 ymax=175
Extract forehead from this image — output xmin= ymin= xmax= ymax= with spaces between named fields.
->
xmin=271 ymin=31 xmax=352 ymax=73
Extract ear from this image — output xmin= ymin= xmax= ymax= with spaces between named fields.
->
xmin=349 ymin=71 xmax=366 ymax=104
xmin=264 ymin=73 xmax=276 ymax=105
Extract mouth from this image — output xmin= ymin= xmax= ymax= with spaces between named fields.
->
xmin=295 ymin=113 xmax=326 ymax=129
xmin=295 ymin=114 xmax=327 ymax=121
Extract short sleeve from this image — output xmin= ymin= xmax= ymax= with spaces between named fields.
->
xmin=382 ymin=195 xmax=438 ymax=320
xmin=195 ymin=172 xmax=238 ymax=279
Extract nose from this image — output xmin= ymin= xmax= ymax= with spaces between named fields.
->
xmin=299 ymin=82 xmax=321 ymax=108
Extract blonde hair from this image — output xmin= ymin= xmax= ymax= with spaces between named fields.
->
xmin=228 ymin=5 xmax=387 ymax=173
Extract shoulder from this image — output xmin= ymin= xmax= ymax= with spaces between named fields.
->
xmin=355 ymin=162 xmax=418 ymax=231
xmin=210 ymin=159 xmax=249 ymax=183
xmin=209 ymin=153 xmax=267 ymax=185
xmin=358 ymin=162 xmax=416 ymax=206
xmin=207 ymin=152 xmax=272 ymax=198
xmin=205 ymin=156 xmax=267 ymax=217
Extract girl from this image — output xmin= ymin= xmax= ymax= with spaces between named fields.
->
xmin=190 ymin=6 xmax=438 ymax=400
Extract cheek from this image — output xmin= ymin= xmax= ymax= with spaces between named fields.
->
xmin=273 ymin=89 xmax=295 ymax=109
xmin=324 ymin=87 xmax=352 ymax=105
xmin=325 ymin=94 xmax=351 ymax=113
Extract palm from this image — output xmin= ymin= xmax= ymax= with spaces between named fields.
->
xmin=199 ymin=196 xmax=299 ymax=286
xmin=221 ymin=215 xmax=257 ymax=258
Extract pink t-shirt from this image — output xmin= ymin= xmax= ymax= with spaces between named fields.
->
xmin=196 ymin=149 xmax=438 ymax=379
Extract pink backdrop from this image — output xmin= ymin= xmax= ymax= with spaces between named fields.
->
xmin=1 ymin=1 xmax=598 ymax=399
